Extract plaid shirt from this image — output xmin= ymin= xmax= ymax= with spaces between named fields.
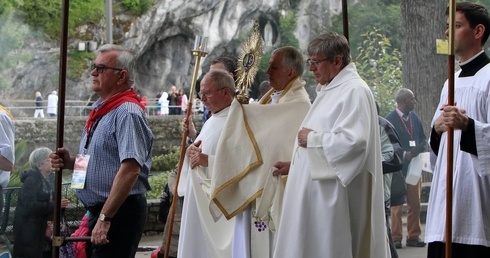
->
xmin=76 ymin=101 xmax=153 ymax=207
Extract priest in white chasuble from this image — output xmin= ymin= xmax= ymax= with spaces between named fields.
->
xmin=176 ymin=69 xmax=236 ymax=258
xmin=210 ymin=46 xmax=310 ymax=258
xmin=272 ymin=32 xmax=390 ymax=258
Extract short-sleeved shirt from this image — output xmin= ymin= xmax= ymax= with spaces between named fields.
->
xmin=76 ymin=100 xmax=153 ymax=207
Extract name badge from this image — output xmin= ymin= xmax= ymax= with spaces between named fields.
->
xmin=409 ymin=140 xmax=416 ymax=147
xmin=71 ymin=154 xmax=90 ymax=189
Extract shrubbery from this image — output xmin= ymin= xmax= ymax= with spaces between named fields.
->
xmin=151 ymin=146 xmax=181 ymax=172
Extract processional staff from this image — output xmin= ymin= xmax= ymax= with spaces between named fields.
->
xmin=164 ymin=36 xmax=208 ymax=258
xmin=445 ymin=1 xmax=456 ymax=257
xmin=51 ymin=0 xmax=69 ymax=257
xmin=342 ymin=0 xmax=349 ymax=41
xmin=52 ymin=1 xmax=92 ymax=257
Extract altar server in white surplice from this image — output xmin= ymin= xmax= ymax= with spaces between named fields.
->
xmin=426 ymin=2 xmax=490 ymax=257
xmin=227 ymin=46 xmax=310 ymax=258
xmin=176 ymin=69 xmax=236 ymax=258
xmin=272 ymin=32 xmax=390 ymax=258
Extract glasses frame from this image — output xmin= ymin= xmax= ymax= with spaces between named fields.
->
xmin=306 ymin=58 xmax=329 ymax=67
xmin=91 ymin=63 xmax=124 ymax=74
xmin=198 ymin=87 xmax=226 ymax=98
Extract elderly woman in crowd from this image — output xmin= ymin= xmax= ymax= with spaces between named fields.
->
xmin=13 ymin=147 xmax=69 ymax=258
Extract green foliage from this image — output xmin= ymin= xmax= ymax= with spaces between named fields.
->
xmin=331 ymin=2 xmax=401 ymax=59
xmin=8 ymin=140 xmax=29 ymax=187
xmin=69 ymin=0 xmax=105 ymax=36
xmin=17 ymin=0 xmax=104 ymax=39
xmin=147 ymin=146 xmax=180 ymax=199
xmin=18 ymin=0 xmax=61 ymax=39
xmin=355 ymin=28 xmax=402 ymax=116
xmin=146 ymin=171 xmax=169 ymax=199
xmin=258 ymin=52 xmax=272 ymax=74
xmin=278 ymin=11 xmax=299 ymax=48
xmin=67 ymin=51 xmax=96 ymax=79
xmin=121 ymin=0 xmax=154 ymax=16
xmin=151 ymin=146 xmax=181 ymax=172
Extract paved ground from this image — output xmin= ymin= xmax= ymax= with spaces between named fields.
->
xmin=135 ymin=214 xmax=428 ymax=258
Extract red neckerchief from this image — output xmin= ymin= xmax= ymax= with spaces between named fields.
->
xmin=85 ymin=89 xmax=144 ymax=133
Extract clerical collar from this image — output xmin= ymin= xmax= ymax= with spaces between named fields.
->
xmin=459 ymin=51 xmax=490 ymax=77
xmin=270 ymin=90 xmax=283 ymax=104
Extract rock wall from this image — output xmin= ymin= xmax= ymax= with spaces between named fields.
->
xmin=13 ymin=115 xmax=202 ymax=164
xmin=4 ymin=0 xmax=352 ymax=103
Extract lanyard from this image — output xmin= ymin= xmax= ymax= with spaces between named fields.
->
xmin=398 ymin=113 xmax=414 ymax=140
xmin=83 ymin=119 xmax=101 ymax=153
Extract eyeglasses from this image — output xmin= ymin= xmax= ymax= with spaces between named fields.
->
xmin=198 ymin=87 xmax=225 ymax=98
xmin=306 ymin=58 xmax=329 ymax=67
xmin=90 ymin=63 xmax=124 ymax=74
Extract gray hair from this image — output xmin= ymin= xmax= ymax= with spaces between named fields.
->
xmin=211 ymin=56 xmax=238 ymax=80
xmin=204 ymin=69 xmax=236 ymax=96
xmin=97 ymin=44 xmax=136 ymax=86
xmin=272 ymin=46 xmax=305 ymax=77
xmin=307 ymin=32 xmax=351 ymax=67
xmin=395 ymin=88 xmax=414 ymax=103
xmin=29 ymin=147 xmax=52 ymax=170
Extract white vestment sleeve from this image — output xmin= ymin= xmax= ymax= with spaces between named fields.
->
xmin=307 ymin=131 xmax=336 ymax=180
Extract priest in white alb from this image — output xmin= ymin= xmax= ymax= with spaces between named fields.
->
xmin=176 ymin=70 xmax=236 ymax=258
xmin=272 ymin=32 xmax=390 ymax=258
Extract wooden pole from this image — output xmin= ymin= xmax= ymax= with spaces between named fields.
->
xmin=52 ymin=0 xmax=70 ymax=257
xmin=163 ymin=40 xmax=207 ymax=258
xmin=342 ymin=0 xmax=349 ymax=41
xmin=445 ymin=1 xmax=456 ymax=257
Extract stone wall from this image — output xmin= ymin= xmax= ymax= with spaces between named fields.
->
xmin=13 ymin=115 xmax=203 ymax=164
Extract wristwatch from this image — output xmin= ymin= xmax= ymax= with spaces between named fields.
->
xmin=99 ymin=213 xmax=112 ymax=222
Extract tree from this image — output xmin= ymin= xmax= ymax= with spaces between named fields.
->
xmin=331 ymin=1 xmax=401 ymax=59
xmin=355 ymin=28 xmax=402 ymax=116
xmin=400 ymin=0 xmax=447 ymax=131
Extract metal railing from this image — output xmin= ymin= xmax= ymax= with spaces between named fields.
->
xmin=1 ymin=98 xmax=203 ymax=118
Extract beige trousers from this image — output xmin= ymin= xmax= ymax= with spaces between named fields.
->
xmin=390 ymin=178 xmax=422 ymax=241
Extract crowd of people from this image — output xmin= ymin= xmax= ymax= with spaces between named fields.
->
xmin=1 ymin=2 xmax=490 ymax=258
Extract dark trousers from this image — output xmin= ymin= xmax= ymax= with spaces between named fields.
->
xmin=428 ymin=241 xmax=490 ymax=258
xmin=87 ymin=194 xmax=147 ymax=258
xmin=386 ymin=214 xmax=399 ymax=258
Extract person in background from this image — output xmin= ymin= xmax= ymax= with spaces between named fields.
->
xmin=377 ymin=102 xmax=403 ymax=258
xmin=426 ymin=2 xmax=490 ymax=257
xmin=34 ymin=91 xmax=45 ymax=118
xmin=168 ymin=86 xmax=179 ymax=115
xmin=50 ymin=44 xmax=153 ymax=257
xmin=385 ymin=88 xmax=427 ymax=249
xmin=158 ymin=90 xmax=169 ymax=116
xmin=47 ymin=90 xmax=58 ymax=117
xmin=13 ymin=147 xmax=70 ymax=258
xmin=258 ymin=80 xmax=271 ymax=100
xmin=272 ymin=32 xmax=388 ymax=258
xmin=0 ymin=103 xmax=14 ymax=218
xmin=179 ymin=89 xmax=188 ymax=114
